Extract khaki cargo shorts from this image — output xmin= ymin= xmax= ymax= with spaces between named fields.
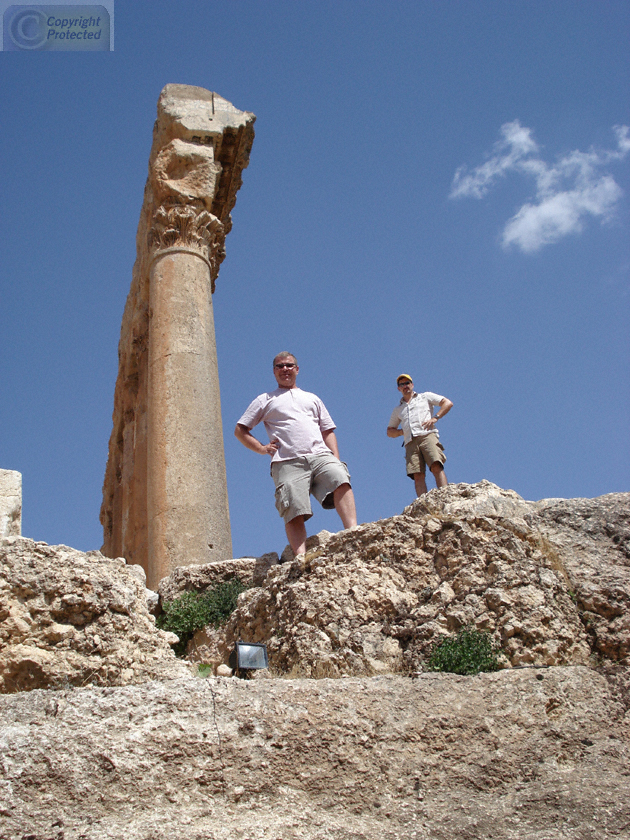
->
xmin=271 ymin=452 xmax=351 ymax=524
xmin=405 ymin=432 xmax=446 ymax=477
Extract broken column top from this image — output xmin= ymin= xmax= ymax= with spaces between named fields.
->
xmin=150 ymin=84 xmax=256 ymax=231
xmin=156 ymin=84 xmax=254 ymax=137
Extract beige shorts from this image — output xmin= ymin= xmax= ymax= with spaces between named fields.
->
xmin=271 ymin=452 xmax=351 ymax=524
xmin=405 ymin=433 xmax=446 ymax=477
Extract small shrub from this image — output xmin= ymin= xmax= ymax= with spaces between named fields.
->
xmin=157 ymin=578 xmax=248 ymax=656
xmin=427 ymin=626 xmax=502 ymax=676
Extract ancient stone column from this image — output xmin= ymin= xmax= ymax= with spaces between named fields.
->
xmin=101 ymin=85 xmax=255 ymax=589
xmin=146 ymin=207 xmax=230 ymax=583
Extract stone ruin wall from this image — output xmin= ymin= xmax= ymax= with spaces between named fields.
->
xmin=100 ymin=84 xmax=255 ymax=589
xmin=0 ymin=470 xmax=21 ymax=538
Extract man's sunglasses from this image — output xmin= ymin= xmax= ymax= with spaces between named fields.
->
xmin=275 ymin=363 xmax=296 ymax=370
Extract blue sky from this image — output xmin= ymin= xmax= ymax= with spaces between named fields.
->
xmin=1 ymin=0 xmax=628 ymax=561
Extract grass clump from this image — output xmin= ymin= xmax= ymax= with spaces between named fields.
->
xmin=157 ymin=578 xmax=248 ymax=656
xmin=427 ymin=626 xmax=502 ymax=676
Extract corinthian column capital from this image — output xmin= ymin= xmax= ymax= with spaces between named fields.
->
xmin=148 ymin=200 xmax=226 ymax=291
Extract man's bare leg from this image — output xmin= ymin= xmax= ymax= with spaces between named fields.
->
xmin=333 ymin=483 xmax=357 ymax=529
xmin=413 ymin=472 xmax=428 ymax=497
xmin=431 ymin=462 xmax=448 ymax=488
xmin=285 ymin=515 xmax=307 ymax=556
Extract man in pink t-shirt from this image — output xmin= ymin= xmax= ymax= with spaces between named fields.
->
xmin=235 ymin=351 xmax=357 ymax=556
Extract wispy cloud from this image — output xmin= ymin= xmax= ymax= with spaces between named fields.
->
xmin=450 ymin=122 xmax=630 ymax=253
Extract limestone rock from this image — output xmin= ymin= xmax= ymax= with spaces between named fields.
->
xmin=125 ymin=562 xmax=147 ymax=586
xmin=280 ymin=530 xmax=335 ymax=564
xmin=145 ymin=588 xmax=160 ymax=614
xmin=186 ymin=623 xmax=225 ymax=665
xmin=0 ymin=537 xmax=191 ymax=693
xmin=158 ymin=552 xmax=278 ymax=603
xmin=1 ymin=482 xmax=629 ymax=837
xmin=530 ymin=492 xmax=630 ymax=662
xmin=0 ymin=666 xmax=627 ymax=839
xmin=0 ymin=469 xmax=21 ymax=538
xmin=214 ymin=482 xmax=628 ymax=677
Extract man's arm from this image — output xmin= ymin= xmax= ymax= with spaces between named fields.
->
xmin=321 ymin=428 xmax=340 ymax=459
xmin=422 ymin=397 xmax=454 ymax=430
xmin=234 ymin=423 xmax=278 ymax=456
xmin=387 ymin=405 xmax=403 ymax=438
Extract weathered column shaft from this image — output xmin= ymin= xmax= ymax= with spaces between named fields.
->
xmin=147 ymin=250 xmax=231 ymax=585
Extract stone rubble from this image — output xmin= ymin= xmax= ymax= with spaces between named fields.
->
xmin=0 ymin=537 xmax=191 ymax=693
xmin=3 ymin=481 xmax=627 ymax=692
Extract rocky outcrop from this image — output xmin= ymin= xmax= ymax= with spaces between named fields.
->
xmin=215 ymin=482 xmax=629 ymax=676
xmin=0 ymin=537 xmax=190 ymax=693
xmin=531 ymin=494 xmax=630 ymax=662
xmin=4 ymin=482 xmax=627 ymax=692
xmin=1 ymin=482 xmax=629 ymax=838
xmin=0 ymin=666 xmax=628 ymax=839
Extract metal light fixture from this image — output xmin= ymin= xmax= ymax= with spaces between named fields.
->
xmin=229 ymin=641 xmax=268 ymax=675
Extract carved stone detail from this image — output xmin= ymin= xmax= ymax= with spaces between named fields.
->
xmin=148 ymin=201 xmax=226 ymax=289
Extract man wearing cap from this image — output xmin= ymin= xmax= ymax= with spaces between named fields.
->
xmin=235 ymin=351 xmax=357 ymax=557
xmin=387 ymin=374 xmax=453 ymax=496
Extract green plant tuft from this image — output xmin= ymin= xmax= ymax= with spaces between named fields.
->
xmin=427 ymin=626 xmax=502 ymax=676
xmin=157 ymin=578 xmax=248 ymax=656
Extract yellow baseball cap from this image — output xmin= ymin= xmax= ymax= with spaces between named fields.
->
xmin=397 ymin=373 xmax=413 ymax=384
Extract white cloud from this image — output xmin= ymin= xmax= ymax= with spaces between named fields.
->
xmin=450 ymin=120 xmax=539 ymax=199
xmin=450 ymin=122 xmax=630 ymax=253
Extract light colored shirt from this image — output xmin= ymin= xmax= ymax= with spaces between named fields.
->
xmin=388 ymin=391 xmax=444 ymax=444
xmin=238 ymin=387 xmax=336 ymax=462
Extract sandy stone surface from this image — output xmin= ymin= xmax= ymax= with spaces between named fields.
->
xmin=0 ymin=667 xmax=628 ymax=839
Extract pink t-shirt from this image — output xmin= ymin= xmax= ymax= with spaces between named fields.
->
xmin=237 ymin=387 xmax=336 ymax=462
